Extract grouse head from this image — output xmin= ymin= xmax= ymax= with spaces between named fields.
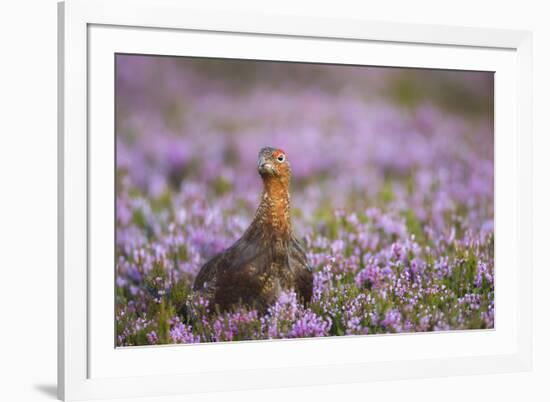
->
xmin=257 ymin=147 xmax=291 ymax=184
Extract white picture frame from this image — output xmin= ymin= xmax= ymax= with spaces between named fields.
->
xmin=58 ymin=0 xmax=533 ymax=400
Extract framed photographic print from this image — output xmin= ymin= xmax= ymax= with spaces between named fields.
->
xmin=58 ymin=0 xmax=533 ymax=400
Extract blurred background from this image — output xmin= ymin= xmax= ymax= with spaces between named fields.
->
xmin=116 ymin=55 xmax=493 ymax=239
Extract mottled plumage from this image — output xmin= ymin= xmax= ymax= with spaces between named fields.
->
xmin=193 ymin=147 xmax=313 ymax=312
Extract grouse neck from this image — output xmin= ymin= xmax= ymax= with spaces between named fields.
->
xmin=255 ymin=177 xmax=291 ymax=238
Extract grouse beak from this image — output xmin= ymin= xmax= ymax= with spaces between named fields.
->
xmin=257 ymin=155 xmax=275 ymax=176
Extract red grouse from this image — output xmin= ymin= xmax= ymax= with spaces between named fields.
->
xmin=193 ymin=147 xmax=313 ymax=312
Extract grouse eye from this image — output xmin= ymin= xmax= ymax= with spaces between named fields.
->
xmin=276 ymin=154 xmax=285 ymax=163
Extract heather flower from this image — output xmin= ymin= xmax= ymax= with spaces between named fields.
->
xmin=475 ymin=261 xmax=493 ymax=288
xmin=288 ymin=310 xmax=331 ymax=338
xmin=170 ymin=319 xmax=200 ymax=344
xmin=382 ymin=309 xmax=403 ymax=332
xmin=146 ymin=331 xmax=159 ymax=344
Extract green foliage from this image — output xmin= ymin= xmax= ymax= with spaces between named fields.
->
xmin=403 ymin=209 xmax=426 ymax=244
xmin=379 ymin=181 xmax=395 ymax=204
